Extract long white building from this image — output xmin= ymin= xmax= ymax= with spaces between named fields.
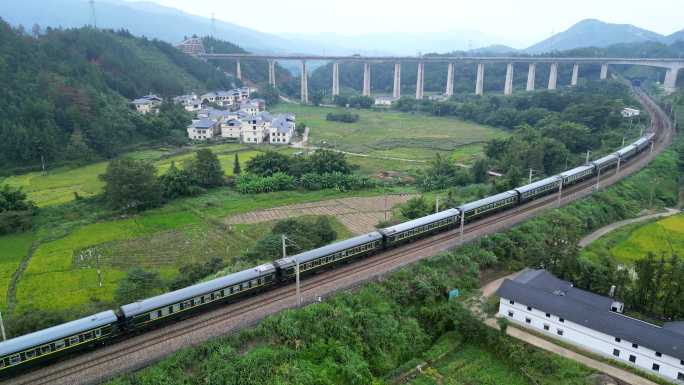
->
xmin=497 ymin=270 xmax=684 ymax=383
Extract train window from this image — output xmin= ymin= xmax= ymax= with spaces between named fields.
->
xmin=25 ymin=349 xmax=36 ymax=359
xmin=168 ymin=306 xmax=174 ymax=314
xmin=0 ymin=359 xmax=5 ymax=368
xmin=83 ymin=331 xmax=93 ymax=340
xmin=70 ymin=336 xmax=80 ymax=345
xmin=9 ymin=354 xmax=20 ymax=365
xmin=157 ymin=310 xmax=163 ymax=318
xmin=55 ymin=340 xmax=65 ymax=349
xmin=41 ymin=345 xmax=51 ymax=354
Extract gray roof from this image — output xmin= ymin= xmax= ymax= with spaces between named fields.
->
xmin=458 ymin=190 xmax=518 ymax=212
xmin=497 ymin=270 xmax=684 ymax=360
xmin=0 ymin=310 xmax=118 ymax=357
xmin=615 ymin=144 xmax=637 ymax=157
xmin=559 ymin=164 xmax=595 ymax=179
xmin=592 ymin=154 xmax=619 ymax=167
xmin=380 ymin=209 xmax=459 ymax=235
xmin=191 ymin=118 xmax=217 ymax=129
xmin=120 ymin=264 xmax=276 ymax=317
xmin=272 ymin=115 xmax=295 ymax=134
xmin=515 ymin=176 xmax=561 ymax=194
xmin=274 ymin=232 xmax=383 ymax=268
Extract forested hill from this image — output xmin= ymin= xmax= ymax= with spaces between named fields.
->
xmin=0 ymin=20 xmax=236 ymax=171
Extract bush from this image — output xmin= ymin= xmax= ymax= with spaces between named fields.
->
xmin=326 ymin=111 xmax=359 ymax=123
xmin=0 ymin=184 xmax=36 ymax=234
xmin=235 ymin=172 xmax=296 ymax=194
xmin=114 ymin=268 xmax=164 ymax=304
xmin=99 ymin=158 xmax=162 ymax=212
xmin=300 ymin=172 xmax=374 ymax=191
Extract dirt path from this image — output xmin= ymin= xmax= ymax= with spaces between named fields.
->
xmin=6 ymin=241 xmax=40 ymax=318
xmin=578 ymin=208 xmax=679 ymax=248
xmin=225 ymin=194 xmax=417 ymax=234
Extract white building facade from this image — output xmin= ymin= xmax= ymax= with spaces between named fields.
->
xmin=497 ymin=270 xmax=684 ymax=383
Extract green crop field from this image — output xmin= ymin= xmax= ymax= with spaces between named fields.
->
xmin=581 ymin=214 xmax=684 ymax=264
xmin=2 ymin=143 xmax=291 ymax=207
xmin=271 ymin=104 xmax=506 ymax=162
xmin=3 ymin=186 xmax=402 ymax=319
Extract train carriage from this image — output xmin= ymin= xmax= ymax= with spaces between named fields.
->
xmin=633 ymin=133 xmax=654 ymax=152
xmin=0 ymin=310 xmax=118 ymax=375
xmin=592 ymin=153 xmax=619 ymax=172
xmin=559 ymin=164 xmax=596 ymax=187
xmin=458 ymin=191 xmax=518 ymax=222
xmin=274 ymin=232 xmax=383 ymax=280
xmin=515 ymin=176 xmax=561 ymax=203
xmin=615 ymin=144 xmax=638 ymax=161
xmin=380 ymin=209 xmax=460 ymax=247
xmin=120 ymin=264 xmax=277 ymax=329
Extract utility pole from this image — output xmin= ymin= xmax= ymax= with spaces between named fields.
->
xmin=435 ymin=196 xmax=440 ymax=213
xmin=282 ymin=235 xmax=301 ymax=307
xmin=0 ymin=309 xmax=6 ymax=341
xmin=459 ymin=211 xmax=465 ymax=241
xmin=557 ymin=180 xmax=563 ymax=207
xmin=596 ymin=167 xmax=601 ymax=190
xmin=528 ymin=168 xmax=533 ymax=184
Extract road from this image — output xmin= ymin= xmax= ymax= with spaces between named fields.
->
xmin=7 ymin=90 xmax=673 ymax=385
xmin=578 ymin=208 xmax=679 ymax=248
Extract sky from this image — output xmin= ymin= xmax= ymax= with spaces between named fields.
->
xmin=129 ymin=0 xmax=683 ymax=47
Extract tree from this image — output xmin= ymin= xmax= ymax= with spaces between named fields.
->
xmin=191 ymin=149 xmax=224 ymax=188
xmin=114 ymin=267 xmax=164 ymax=304
xmin=304 ymin=150 xmax=352 ymax=175
xmin=159 ymin=161 xmax=202 ymax=200
xmin=311 ymin=90 xmax=324 ymax=106
xmin=245 ymin=151 xmax=291 ymax=176
xmin=401 ymin=197 xmax=432 ymax=220
xmin=233 ymin=153 xmax=242 ymax=175
xmin=0 ymin=184 xmax=37 ymax=235
xmin=471 ymin=158 xmax=489 ymax=184
xmin=244 ymin=217 xmax=337 ymax=262
xmin=99 ymin=158 xmax=161 ymax=211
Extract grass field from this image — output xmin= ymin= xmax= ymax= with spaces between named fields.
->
xmin=271 ymin=104 xmax=505 ymax=162
xmin=2 ymin=143 xmax=290 ymax=207
xmin=581 ymin=213 xmax=684 ymax=264
xmin=5 ymin=186 xmax=405 ymax=318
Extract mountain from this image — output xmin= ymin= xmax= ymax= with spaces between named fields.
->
xmin=0 ymin=0 xmax=334 ymax=54
xmin=280 ymin=30 xmax=516 ymax=56
xmin=667 ymin=29 xmax=684 ymax=44
xmin=0 ymin=20 xmax=237 ymax=170
xmin=526 ymin=19 xmax=666 ymax=53
xmin=468 ymin=44 xmax=518 ymax=55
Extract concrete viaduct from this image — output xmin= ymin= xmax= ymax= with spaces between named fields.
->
xmin=198 ymin=54 xmax=684 ymax=103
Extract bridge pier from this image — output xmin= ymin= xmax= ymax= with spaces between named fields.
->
xmin=300 ymin=60 xmax=308 ymax=104
xmin=416 ymin=62 xmax=425 ymax=99
xmin=571 ymin=64 xmax=579 ymax=86
xmin=446 ymin=62 xmax=455 ymax=97
xmin=393 ymin=63 xmax=401 ymax=98
xmin=664 ymin=67 xmax=680 ymax=94
xmin=600 ymin=63 xmax=608 ymax=80
xmin=363 ymin=62 xmax=371 ymax=97
xmin=236 ymin=60 xmax=242 ymax=80
xmin=504 ymin=63 xmax=514 ymax=96
xmin=526 ymin=63 xmax=536 ymax=91
xmin=268 ymin=60 xmax=276 ymax=87
xmin=332 ymin=62 xmax=340 ymax=97
xmin=475 ymin=63 xmax=484 ymax=96
xmin=548 ymin=63 xmax=558 ymax=90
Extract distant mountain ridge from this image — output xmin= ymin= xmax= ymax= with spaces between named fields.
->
xmin=525 ymin=19 xmax=680 ymax=53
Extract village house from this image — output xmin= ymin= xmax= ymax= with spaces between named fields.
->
xmin=497 ymin=269 xmax=684 ymax=383
xmin=374 ymin=96 xmax=397 ymax=106
xmin=269 ymin=114 xmax=296 ymax=144
xmin=131 ymin=94 xmax=162 ymax=114
xmin=173 ymin=93 xmax=201 ymax=112
xmin=186 ymin=118 xmax=220 ymax=140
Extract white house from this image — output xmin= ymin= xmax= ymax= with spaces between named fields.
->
xmin=240 ymin=112 xmax=271 ymax=144
xmin=173 ymin=94 xmax=201 ymax=112
xmin=497 ymin=269 xmax=684 ymax=383
xmin=131 ymin=94 xmax=162 ymax=114
xmin=187 ymin=118 xmax=219 ymax=140
xmin=269 ymin=114 xmax=296 ymax=145
xmin=622 ymin=107 xmax=641 ymax=118
xmin=374 ymin=96 xmax=397 ymax=106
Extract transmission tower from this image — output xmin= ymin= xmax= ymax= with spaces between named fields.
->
xmin=89 ymin=0 xmax=97 ymax=28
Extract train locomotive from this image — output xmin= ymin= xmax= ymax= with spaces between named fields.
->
xmin=0 ymin=132 xmax=656 ymax=377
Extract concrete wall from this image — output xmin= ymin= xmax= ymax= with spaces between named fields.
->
xmin=498 ymin=298 xmax=684 ymax=383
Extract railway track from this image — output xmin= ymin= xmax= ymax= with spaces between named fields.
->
xmin=7 ymin=89 xmax=674 ymax=385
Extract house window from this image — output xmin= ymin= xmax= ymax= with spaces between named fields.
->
xmin=613 ymin=349 xmax=620 ymax=357
xmin=559 ymin=318 xmax=565 ymax=323
xmin=526 ymin=306 xmax=532 ymax=311
xmin=615 ymin=337 xmax=621 ymax=343
xmin=525 ymin=318 xmax=531 ymax=324
xmin=557 ymin=329 xmax=564 ymax=336
xmin=652 ymin=363 xmax=659 ymax=372
xmin=545 ymin=313 xmax=550 ymax=318
xmin=681 ymin=359 xmax=684 ymax=366
xmin=677 ymin=372 xmax=684 ymax=381
xmin=655 ymin=352 xmax=662 ymax=357
xmin=508 ymin=311 xmax=514 ymax=317
xmin=632 ymin=343 xmax=639 ymax=349
xmin=543 ymin=324 xmax=550 ymax=331
xmin=629 ymin=355 xmax=636 ymax=363
xmin=509 ymin=300 xmax=515 ymax=305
